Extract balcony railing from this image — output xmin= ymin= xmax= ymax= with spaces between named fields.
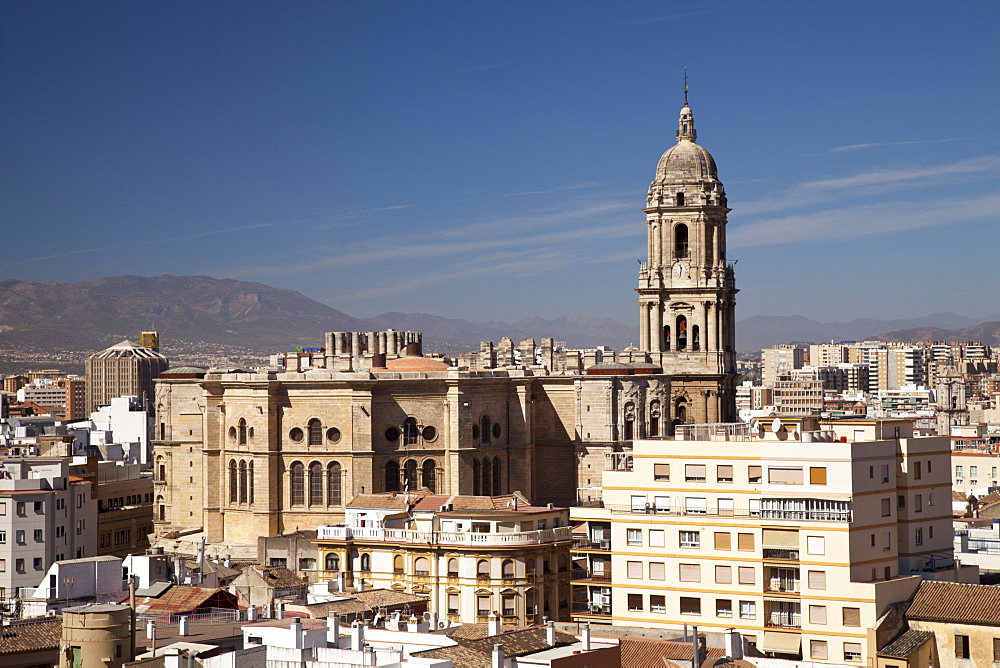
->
xmin=766 ymin=611 xmax=801 ymax=628
xmin=765 ymin=579 xmax=801 ymax=594
xmin=572 ymin=602 xmax=611 ymax=616
xmin=572 ymin=536 xmax=611 ymax=551
xmin=607 ymin=504 xmax=851 ymax=522
xmin=316 ymin=525 xmax=573 ymax=546
xmin=763 ymin=548 xmax=800 ymax=560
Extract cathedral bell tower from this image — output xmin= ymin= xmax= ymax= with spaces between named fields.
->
xmin=637 ymin=83 xmax=738 ymax=425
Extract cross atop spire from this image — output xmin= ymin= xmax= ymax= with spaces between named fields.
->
xmin=683 ymin=67 xmax=689 ymax=107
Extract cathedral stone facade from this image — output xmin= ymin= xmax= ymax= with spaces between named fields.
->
xmin=152 ymin=92 xmax=738 ymax=548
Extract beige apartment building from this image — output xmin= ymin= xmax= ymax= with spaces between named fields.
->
xmin=570 ymin=416 xmax=968 ymax=665
xmin=314 ymin=492 xmax=572 ymax=626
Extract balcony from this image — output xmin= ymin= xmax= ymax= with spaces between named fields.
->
xmin=765 ymin=579 xmax=801 ymax=594
xmin=766 ymin=611 xmax=801 ymax=628
xmin=571 ymin=567 xmax=611 ymax=583
xmin=572 ymin=602 xmax=611 ymax=616
xmin=316 ymin=525 xmax=573 ymax=546
xmin=763 ymin=548 xmax=799 ymax=560
xmin=572 ymin=536 xmax=611 ymax=551
xmin=607 ymin=502 xmax=850 ymax=523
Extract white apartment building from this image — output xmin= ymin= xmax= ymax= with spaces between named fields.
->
xmin=570 ymin=416 xmax=968 ymax=665
xmin=0 ymin=458 xmax=97 ymax=615
xmin=761 ymin=346 xmax=805 ymax=387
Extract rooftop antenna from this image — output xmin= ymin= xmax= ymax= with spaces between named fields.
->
xmin=683 ymin=67 xmax=689 ymax=106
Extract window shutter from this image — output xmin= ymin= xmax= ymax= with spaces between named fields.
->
xmin=715 ymin=565 xmax=732 ymax=584
xmin=649 ymin=562 xmax=665 ymax=580
xmin=809 ymin=467 xmax=827 ymax=484
xmin=679 ymin=563 xmax=701 ymax=581
xmin=738 ymin=566 xmax=755 ymax=585
xmin=808 ymin=570 xmax=826 ymax=589
xmin=737 ymin=533 xmax=754 ymax=551
xmin=654 ymin=463 xmax=670 ymax=480
xmin=627 ymin=561 xmax=643 ymax=579
xmin=843 ymin=607 xmax=860 ymax=626
xmin=715 ymin=532 xmax=731 ymax=550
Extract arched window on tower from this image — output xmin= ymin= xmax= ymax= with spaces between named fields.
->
xmin=492 ymin=456 xmax=502 ymax=495
xmin=692 ymin=324 xmax=700 ymax=351
xmin=676 ymin=315 xmax=688 ymax=350
xmin=403 ymin=417 xmax=419 ymax=446
xmin=473 ymin=459 xmax=481 ymax=495
xmin=481 ymin=415 xmax=491 ymax=445
xmin=248 ymin=461 xmax=254 ymax=505
xmin=385 ymin=461 xmax=400 ymax=492
xmin=238 ymin=419 xmax=247 ymax=445
xmin=403 ymin=459 xmax=418 ymax=491
xmin=422 ymin=459 xmax=437 ymax=494
xmin=309 ymin=462 xmax=323 ymax=505
xmin=308 ymin=419 xmax=322 ymax=446
xmin=290 ymin=462 xmax=305 ymax=505
xmin=327 ymin=462 xmax=342 ymax=506
xmin=675 ymin=223 xmax=688 ymax=258
xmin=663 ymin=325 xmax=671 ymax=351
xmin=482 ymin=458 xmax=492 ymax=497
xmin=229 ymin=460 xmax=238 ymax=503
xmin=239 ymin=460 xmax=247 ymax=503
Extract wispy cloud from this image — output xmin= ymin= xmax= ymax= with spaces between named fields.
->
xmin=739 ymin=156 xmax=1000 ymax=216
xmin=830 ymin=138 xmax=964 ymax=153
xmin=730 ymin=193 xmax=1000 ymax=248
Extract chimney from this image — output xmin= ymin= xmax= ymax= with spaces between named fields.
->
xmin=164 ymin=648 xmax=184 ymax=668
xmin=725 ymin=628 xmax=744 ymax=659
xmin=546 ymin=619 xmax=556 ymax=646
xmin=351 ymin=621 xmax=365 ymax=652
xmin=492 ymin=643 xmax=504 ymax=668
xmin=357 ymin=578 xmax=365 ymax=592
xmin=291 ymin=617 xmax=303 ymax=649
xmin=248 ymin=605 xmax=258 ymax=622
xmin=428 ymin=611 xmax=438 ymax=629
xmin=692 ymin=625 xmax=700 ymax=668
xmin=328 ymin=615 xmax=340 ymax=646
xmin=582 ymin=622 xmax=591 ymax=651
xmin=178 ymin=616 xmax=189 ymax=637
xmin=173 ymin=556 xmax=186 ymax=584
xmin=488 ymin=612 xmax=501 ymax=636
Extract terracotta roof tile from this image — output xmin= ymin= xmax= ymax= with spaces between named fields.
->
xmin=134 ymin=586 xmax=237 ymax=616
xmin=880 ymin=630 xmax=935 ymax=658
xmin=907 ymin=581 xmax=1000 ymax=625
xmin=328 ymin=588 xmax=427 ymax=609
xmin=447 ymin=623 xmax=521 ymax=639
xmin=412 ymin=626 xmax=578 ymax=667
xmin=0 ymin=617 xmax=61 ymax=656
xmin=619 ymin=638 xmax=725 ymax=667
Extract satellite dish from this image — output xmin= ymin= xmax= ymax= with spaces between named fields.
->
xmin=771 ymin=418 xmax=782 ymax=432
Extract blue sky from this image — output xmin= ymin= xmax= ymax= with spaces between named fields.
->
xmin=3 ymin=1 xmax=998 ymax=326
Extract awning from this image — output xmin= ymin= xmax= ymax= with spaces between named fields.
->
xmin=762 ymin=631 xmax=801 ymax=654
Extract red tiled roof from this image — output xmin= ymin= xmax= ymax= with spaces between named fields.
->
xmin=0 ymin=617 xmax=61 ymax=656
xmin=906 ymin=581 xmax=1000 ymax=625
xmin=619 ymin=638 xmax=725 ymax=667
xmin=134 ymin=586 xmax=237 ymax=616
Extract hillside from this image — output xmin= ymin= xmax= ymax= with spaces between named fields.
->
xmin=872 ymin=321 xmax=1000 ymax=346
xmin=0 ymin=275 xmax=370 ymax=354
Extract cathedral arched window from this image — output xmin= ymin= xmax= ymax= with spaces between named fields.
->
xmin=308 ymin=419 xmax=322 ymax=446
xmin=385 ymin=461 xmax=400 ymax=492
xmin=482 ymin=458 xmax=492 ymax=497
xmin=290 ymin=462 xmax=305 ymax=505
xmin=238 ymin=419 xmax=247 ymax=445
xmin=229 ymin=460 xmax=238 ymax=503
xmin=663 ymin=325 xmax=671 ymax=351
xmin=414 ymin=557 xmax=429 ymax=575
xmin=481 ymin=415 xmax=491 ymax=445
xmin=502 ymin=559 xmax=514 ymax=578
xmin=492 ymin=456 xmax=502 ymax=495
xmin=692 ymin=324 xmax=700 ymax=351
xmin=675 ymin=222 xmax=688 ymax=257
xmin=309 ymin=461 xmax=323 ymax=505
xmin=403 ymin=417 xmax=419 ymax=446
xmin=248 ymin=461 xmax=254 ymax=505
xmin=156 ymin=495 xmax=166 ymax=522
xmin=394 ymin=554 xmax=404 ymax=573
xmin=327 ymin=462 xmax=342 ymax=506
xmin=676 ymin=315 xmax=688 ymax=350
xmin=239 ymin=460 xmax=248 ymax=503
xmin=473 ymin=459 xmax=480 ymax=496
xmin=403 ymin=459 xmax=418 ymax=491
xmin=422 ymin=459 xmax=437 ymax=493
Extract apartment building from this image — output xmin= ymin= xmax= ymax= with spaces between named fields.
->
xmin=0 ymin=458 xmax=97 ymax=615
xmin=762 ymin=345 xmax=805 ymax=387
xmin=570 ymin=416 xmax=967 ymax=665
xmin=314 ymin=492 xmax=573 ymax=626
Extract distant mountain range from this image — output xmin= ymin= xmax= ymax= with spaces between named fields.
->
xmin=0 ymin=275 xmax=991 ymax=357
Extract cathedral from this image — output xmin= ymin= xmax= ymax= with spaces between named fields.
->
xmin=152 ymin=92 xmax=738 ymax=547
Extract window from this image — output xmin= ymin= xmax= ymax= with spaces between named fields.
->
xmin=653 ymin=496 xmax=670 ymax=512
xmin=290 ymin=462 xmax=305 ymax=505
xmin=15 ymin=531 xmax=24 ymax=545
xmin=649 ymin=529 xmax=664 ymax=547
xmin=308 ymin=462 xmax=323 ymax=505
xmin=718 ymin=498 xmax=734 ymax=516
xmin=844 ymin=642 xmax=862 ymax=662
xmin=881 ymin=464 xmax=890 ymax=483
xmin=679 ymin=564 xmax=701 ymax=582
xmin=0 ymin=531 xmax=4 ymax=543
xmin=685 ymin=464 xmax=706 ymax=482
xmin=738 ymin=566 xmax=755 ymax=585
xmin=16 ymin=502 xmax=25 ymax=515
xmin=715 ymin=565 xmax=732 ymax=584
xmin=883 ymin=531 xmax=891 ymax=551
xmin=680 ymin=531 xmax=700 ymax=548
xmin=956 ymin=465 xmax=964 ymax=478
xmin=915 ymin=528 xmax=923 ymax=545
xmin=649 ymin=562 xmax=665 ymax=580
xmin=628 ymin=594 xmax=643 ymax=611
xmin=650 ymin=595 xmax=666 ymax=613
xmin=33 ymin=557 xmax=42 ymax=570
xmin=327 ymin=462 xmax=342 ymax=505
xmin=627 ymin=561 xmax=643 ymax=579
xmin=325 ymin=553 xmax=340 ymax=571
xmin=0 ymin=559 xmax=4 ymax=571
xmin=33 ymin=529 xmax=42 ymax=542
xmin=716 ymin=599 xmax=733 ymax=617
xmin=807 ymin=536 xmax=825 ymax=555
xmin=809 ymin=605 xmax=827 ymax=624
xmin=915 ymin=494 xmax=922 ymax=512
xmin=808 ymin=570 xmax=826 ymax=589
xmin=810 ymin=640 xmax=828 ymax=660
xmin=739 ymin=600 xmax=756 ymax=619
xmin=654 ymin=463 xmax=670 ymax=481
xmin=679 ymin=597 xmax=700 ymax=615
xmin=809 ymin=467 xmax=827 ymax=485
xmin=448 ymin=593 xmax=459 ymax=615
xmin=360 ymin=553 xmax=371 ymax=572
xmin=627 ymin=528 xmax=642 ymax=546
xmin=717 ymin=465 xmax=733 ymax=482
xmin=898 ymin=494 xmax=906 ymax=508
xmin=685 ymin=497 xmax=707 ymax=514
xmin=769 ymin=467 xmax=803 ymax=484
xmin=738 ymin=533 xmax=754 ymax=551
xmin=843 ymin=607 xmax=861 ymax=626
xmin=882 ymin=498 xmax=891 ymax=516
xmin=33 ymin=501 xmax=43 ymax=513
xmin=631 ymin=495 xmax=647 ymax=512
xmin=993 ymin=637 xmax=1000 ymax=662
xmin=749 ymin=466 xmax=762 ymax=483
xmin=714 ymin=532 xmax=731 ymax=550
xmin=447 ymin=558 xmax=459 ymax=576
xmin=15 ymin=559 xmax=24 ymax=573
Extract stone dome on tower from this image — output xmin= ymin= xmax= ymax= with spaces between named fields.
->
xmin=652 ymin=100 xmax=719 ymax=185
